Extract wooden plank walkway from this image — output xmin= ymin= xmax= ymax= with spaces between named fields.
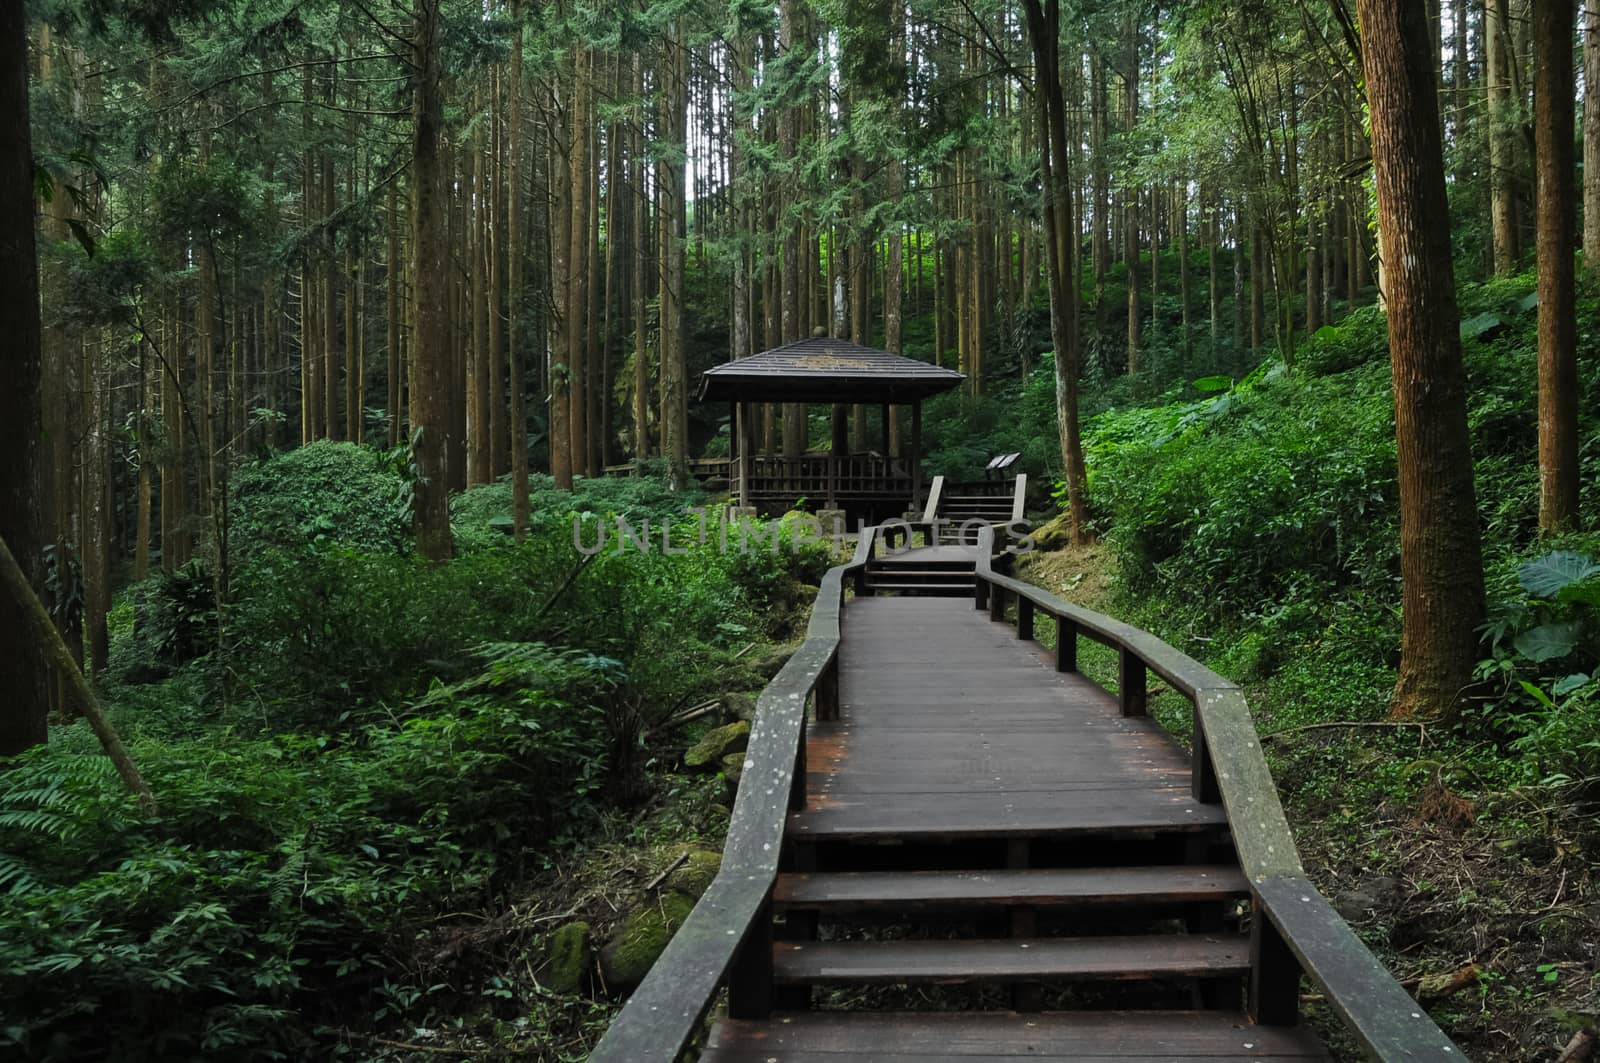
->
xmin=797 ymin=597 xmax=1227 ymax=841
xmin=593 ymin=525 xmax=1464 ymax=1063
xmin=700 ymin=593 xmax=1326 ymax=1063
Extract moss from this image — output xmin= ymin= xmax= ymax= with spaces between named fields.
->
xmin=669 ymin=848 xmax=722 ymax=899
xmin=684 ymin=720 xmax=750 ymax=769
xmin=598 ymin=891 xmax=697 ymax=990
xmin=722 ymin=752 xmax=746 ymax=787
xmin=538 ymin=921 xmax=591 ymax=994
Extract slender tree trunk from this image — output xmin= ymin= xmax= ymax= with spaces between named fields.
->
xmin=660 ymin=24 xmax=690 ymax=488
xmin=1535 ymin=0 xmax=1579 ymax=530
xmin=1123 ymin=19 xmax=1141 ymax=377
xmin=1024 ymin=0 xmax=1088 ymax=542
xmin=1360 ymin=0 xmax=1486 ymax=719
xmin=568 ymin=51 xmax=591 ymax=480
xmin=1584 ymin=0 xmax=1600 ymax=273
xmin=1486 ymin=0 xmax=1521 ymax=272
xmin=387 ymin=181 xmax=403 ymax=446
xmin=549 ymin=76 xmax=573 ymax=490
xmin=410 ymin=0 xmax=454 ymax=561
xmin=509 ymin=0 xmax=530 ymax=537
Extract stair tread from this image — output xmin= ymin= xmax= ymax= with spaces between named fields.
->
xmin=775 ymin=865 xmax=1249 ymax=908
xmin=788 ymin=789 xmax=1228 ymax=840
xmin=772 ymin=933 xmax=1250 ymax=984
xmin=702 ymin=1010 xmax=1331 ymax=1061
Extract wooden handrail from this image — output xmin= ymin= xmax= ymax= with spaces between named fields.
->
xmin=921 ymin=474 xmax=945 ymax=523
xmin=1010 ymin=473 xmax=1027 ymax=524
xmin=589 ymin=526 xmax=881 ymax=1063
xmin=970 ymin=526 xmax=1465 ymax=1060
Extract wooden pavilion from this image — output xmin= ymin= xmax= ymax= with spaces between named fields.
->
xmin=698 ymin=338 xmax=965 ymax=517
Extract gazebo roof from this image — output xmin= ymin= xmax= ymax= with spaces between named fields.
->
xmin=697 ymin=338 xmax=966 ymax=404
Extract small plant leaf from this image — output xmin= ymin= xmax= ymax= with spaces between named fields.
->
xmin=1518 ymin=679 xmax=1555 ymax=709
xmin=1518 ymin=550 xmax=1600 ymax=599
xmin=1190 ymin=375 xmax=1233 ymax=393
xmin=1551 ymin=673 xmax=1592 ymax=697
xmin=1513 ymin=622 xmax=1582 ymax=663
xmin=1458 ymin=312 xmax=1503 ymax=340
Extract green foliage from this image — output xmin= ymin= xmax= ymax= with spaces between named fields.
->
xmin=1474 ymin=541 xmax=1600 ymax=782
xmin=229 ymin=442 xmax=410 ymax=561
xmin=0 ymin=642 xmax=615 ymax=1060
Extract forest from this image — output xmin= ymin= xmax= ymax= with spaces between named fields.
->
xmin=1 ymin=0 xmax=1598 ymax=1058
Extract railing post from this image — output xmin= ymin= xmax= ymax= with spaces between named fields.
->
xmin=791 ymin=712 xmax=808 ymax=811
xmin=1249 ymin=902 xmax=1301 ymax=1026
xmin=1055 ymin=615 xmax=1077 ymax=673
xmin=728 ymin=892 xmax=775 ymax=1020
xmin=1191 ymin=707 xmax=1221 ymax=803
xmin=814 ymin=656 xmax=839 ymax=722
xmin=1118 ymin=647 xmax=1147 ymax=716
xmin=974 ymin=576 xmax=989 ymax=611
xmin=989 ymin=583 xmax=1005 ymax=622
xmin=1016 ymin=596 xmax=1033 ymax=641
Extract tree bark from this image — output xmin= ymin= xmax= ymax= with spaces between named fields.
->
xmin=1486 ymin=0 xmax=1521 ymax=273
xmin=410 ymin=0 xmax=454 ymax=561
xmin=1535 ymin=0 xmax=1579 ymax=531
xmin=1359 ymin=0 xmax=1486 ymax=719
xmin=0 ymin=0 xmax=47 ymax=754
xmin=509 ymin=0 xmax=530 ymax=539
xmin=1586 ymin=0 xmax=1600 ymax=273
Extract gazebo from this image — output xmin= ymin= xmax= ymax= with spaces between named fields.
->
xmin=697 ymin=337 xmax=965 ymax=517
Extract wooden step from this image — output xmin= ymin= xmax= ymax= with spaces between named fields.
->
xmin=864 ymin=582 xmax=977 ymax=594
xmin=701 ymin=1009 xmax=1332 ymax=1061
xmin=774 ymin=865 xmax=1248 ymax=911
xmin=772 ymin=933 xmax=1250 ymax=986
xmin=864 ymin=568 xmax=977 ymax=580
xmin=788 ymin=789 xmax=1228 ymax=842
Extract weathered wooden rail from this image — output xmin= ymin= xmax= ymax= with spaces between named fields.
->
xmin=589 ymin=524 xmax=1464 ymax=1062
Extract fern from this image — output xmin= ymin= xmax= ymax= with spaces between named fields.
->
xmin=0 ymin=851 xmax=40 ymax=895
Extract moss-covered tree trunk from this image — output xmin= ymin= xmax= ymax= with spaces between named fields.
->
xmin=1359 ymin=0 xmax=1486 ymax=719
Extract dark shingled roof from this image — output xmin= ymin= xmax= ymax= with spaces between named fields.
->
xmin=697 ymin=338 xmax=966 ymax=404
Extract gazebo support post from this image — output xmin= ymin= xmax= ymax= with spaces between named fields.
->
xmin=879 ymin=404 xmax=891 ymax=493
xmin=736 ymin=402 xmax=753 ymax=509
xmin=829 ymin=406 xmax=848 ymax=510
xmin=911 ymin=400 xmax=923 ymax=514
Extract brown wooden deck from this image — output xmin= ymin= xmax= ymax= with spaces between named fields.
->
xmin=591 ymin=524 xmax=1465 ymax=1063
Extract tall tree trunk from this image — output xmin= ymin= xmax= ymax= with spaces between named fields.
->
xmin=1583 ymin=0 xmax=1600 ymax=274
xmin=1486 ymin=0 xmax=1521 ymax=272
xmin=1023 ymin=0 xmax=1088 ymax=542
xmin=549 ymin=76 xmax=573 ymax=489
xmin=780 ymin=0 xmax=806 ymax=457
xmin=1359 ymin=0 xmax=1486 ymax=719
xmin=568 ymin=51 xmax=591 ymax=480
xmin=1 ymin=0 xmax=47 ymax=753
xmin=410 ymin=0 xmax=454 ymax=561
xmin=387 ymin=181 xmax=403 ymax=446
xmin=1535 ymin=0 xmax=1579 ymax=530
xmin=509 ymin=0 xmax=530 ymax=538
xmin=1123 ymin=19 xmax=1141 ymax=377
xmin=660 ymin=24 xmax=690 ymax=488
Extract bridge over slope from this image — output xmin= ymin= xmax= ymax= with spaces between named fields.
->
xmin=591 ymin=527 xmax=1464 ymax=1062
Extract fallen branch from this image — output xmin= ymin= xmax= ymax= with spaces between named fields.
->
xmin=643 ymin=851 xmax=691 ymax=893
xmin=532 ymin=551 xmax=598 ymax=624
xmin=642 ymin=698 xmax=722 ymax=738
xmin=1261 ymin=720 xmax=1426 ymax=743
xmin=1 ymin=534 xmax=157 ymax=815
xmin=1557 ymin=1028 xmax=1597 ymax=1063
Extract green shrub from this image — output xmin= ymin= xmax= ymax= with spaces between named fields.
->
xmin=229 ymin=441 xmax=409 ymax=563
xmin=0 ymin=643 xmax=613 ymax=1061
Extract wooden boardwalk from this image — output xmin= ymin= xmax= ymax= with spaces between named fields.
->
xmin=591 ymin=529 xmax=1465 ymax=1063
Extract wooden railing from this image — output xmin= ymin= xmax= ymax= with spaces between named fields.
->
xmin=739 ymin=454 xmax=910 ymax=502
xmin=588 ymin=527 xmax=884 ymax=1063
xmin=971 ymin=526 xmax=1465 ymax=1061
